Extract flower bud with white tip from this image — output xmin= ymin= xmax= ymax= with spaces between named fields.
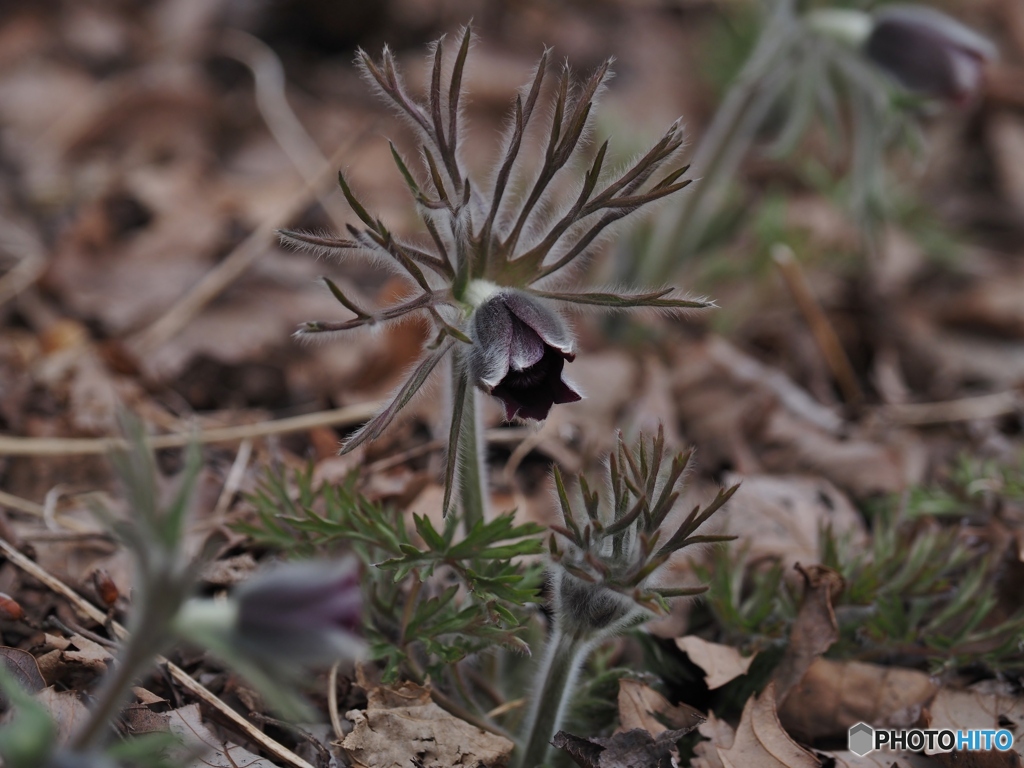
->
xmin=233 ymin=558 xmax=364 ymax=663
xmin=175 ymin=559 xmax=365 ymax=718
xmin=810 ymin=4 xmax=996 ymax=104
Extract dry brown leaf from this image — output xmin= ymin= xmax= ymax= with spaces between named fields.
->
xmin=926 ymin=685 xmax=1024 ymax=761
xmin=131 ymin=687 xmax=168 ymax=706
xmin=721 ymin=475 xmax=867 ymax=567
xmin=200 ymin=553 xmax=258 ymax=587
xmin=0 ymin=646 xmax=45 ymax=696
xmin=938 ymin=268 xmax=1024 ymax=339
xmin=757 ymin=414 xmax=925 ymax=499
xmin=121 ymin=702 xmax=171 ymax=736
xmin=552 ymin=727 xmax=693 ymax=768
xmin=547 ymin=350 xmax=640 ymax=456
xmin=927 ymin=685 xmax=1024 ymax=735
xmin=35 ymin=687 xmax=89 ymax=746
xmin=717 ymin=684 xmax=819 ymax=768
xmin=675 ymin=636 xmax=757 ymax=690
xmin=34 ymin=651 xmax=63 ymax=686
xmin=772 ymin=564 xmax=843 ymax=706
xmin=672 ymin=336 xmax=924 ymax=497
xmin=342 ymin=680 xmax=514 ymax=768
xmin=780 ymin=658 xmax=938 ymax=741
xmin=692 ymin=711 xmax=736 ymax=768
xmin=616 ymin=679 xmax=704 ymax=735
xmin=898 ymin=309 xmax=1024 ymax=393
xmin=167 ymin=703 xmax=278 ymax=768
xmin=62 ymin=633 xmax=113 ymax=673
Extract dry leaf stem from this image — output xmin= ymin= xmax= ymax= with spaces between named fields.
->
xmin=773 ymin=244 xmax=864 ymax=406
xmin=0 ymin=402 xmax=379 ymax=456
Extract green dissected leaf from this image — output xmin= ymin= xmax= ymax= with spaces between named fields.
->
xmin=697 ymin=460 xmax=1024 ymax=676
xmin=239 ymin=465 xmax=544 ymax=688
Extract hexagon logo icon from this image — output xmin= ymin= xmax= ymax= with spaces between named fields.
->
xmin=849 ymin=722 xmax=874 ymax=757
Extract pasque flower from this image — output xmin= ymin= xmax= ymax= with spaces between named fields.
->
xmin=468 ymin=287 xmax=581 ymax=421
xmin=233 ymin=559 xmax=363 ymax=663
xmin=864 ymin=5 xmax=996 ymax=103
xmin=175 ymin=559 xmax=364 ymax=669
xmin=280 ymin=27 xmax=709 ymax=519
xmin=516 ymin=428 xmax=736 ymax=768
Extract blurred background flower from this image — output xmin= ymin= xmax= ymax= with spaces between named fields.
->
xmin=864 ymin=5 xmax=996 ymax=103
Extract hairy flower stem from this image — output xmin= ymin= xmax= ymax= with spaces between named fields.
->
xmin=516 ymin=628 xmax=593 ymax=768
xmin=71 ymin=609 xmax=169 ymax=750
xmin=644 ymin=18 xmax=799 ymax=283
xmin=452 ymin=349 xmax=487 ymax=531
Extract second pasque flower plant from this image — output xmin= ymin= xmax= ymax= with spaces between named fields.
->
xmin=281 ymin=27 xmax=709 ymax=525
xmin=863 ymin=5 xmax=996 ymax=103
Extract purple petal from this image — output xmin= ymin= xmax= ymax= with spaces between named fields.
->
xmin=469 ymin=293 xmax=515 ymax=389
xmin=492 ymin=346 xmax=582 ymax=421
xmin=237 ymin=560 xmax=362 ymax=635
xmin=866 ymin=6 xmax=995 ymax=101
xmin=503 ymin=291 xmax=575 ymax=357
xmin=508 ymin=315 xmax=545 ymax=371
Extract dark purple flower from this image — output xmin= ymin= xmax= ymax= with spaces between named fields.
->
xmin=469 ymin=290 xmax=582 ymax=421
xmin=865 ymin=5 xmax=996 ymax=103
xmin=235 ymin=559 xmax=363 ymax=663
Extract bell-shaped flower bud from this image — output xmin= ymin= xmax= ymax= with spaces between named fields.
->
xmin=864 ymin=5 xmax=996 ymax=103
xmin=176 ymin=559 xmax=364 ymax=672
xmin=233 ymin=559 xmax=363 ymax=665
xmin=468 ymin=288 xmax=582 ymax=421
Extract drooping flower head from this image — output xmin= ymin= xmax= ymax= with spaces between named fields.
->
xmin=173 ymin=559 xmax=365 ymax=720
xmin=176 ymin=559 xmax=364 ymax=667
xmin=233 ymin=558 xmax=363 ymax=663
xmin=468 ymin=286 xmax=580 ymax=421
xmin=279 ymin=27 xmax=709 ymax=491
xmin=864 ymin=5 xmax=996 ymax=104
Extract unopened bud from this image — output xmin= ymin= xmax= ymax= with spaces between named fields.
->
xmin=175 ymin=559 xmax=365 ymax=671
xmin=233 ymin=559 xmax=364 ymax=665
xmin=864 ymin=5 xmax=996 ymax=103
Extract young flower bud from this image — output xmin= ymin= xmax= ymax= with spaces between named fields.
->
xmin=233 ymin=559 xmax=363 ymax=664
xmin=467 ymin=289 xmax=581 ymax=421
xmin=864 ymin=5 xmax=996 ymax=103
xmin=176 ymin=559 xmax=364 ymax=670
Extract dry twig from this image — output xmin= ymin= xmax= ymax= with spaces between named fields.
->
xmin=0 ymin=402 xmax=380 ymax=457
xmin=773 ymin=244 xmax=864 ymax=406
xmin=877 ymin=390 xmax=1022 ymax=426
